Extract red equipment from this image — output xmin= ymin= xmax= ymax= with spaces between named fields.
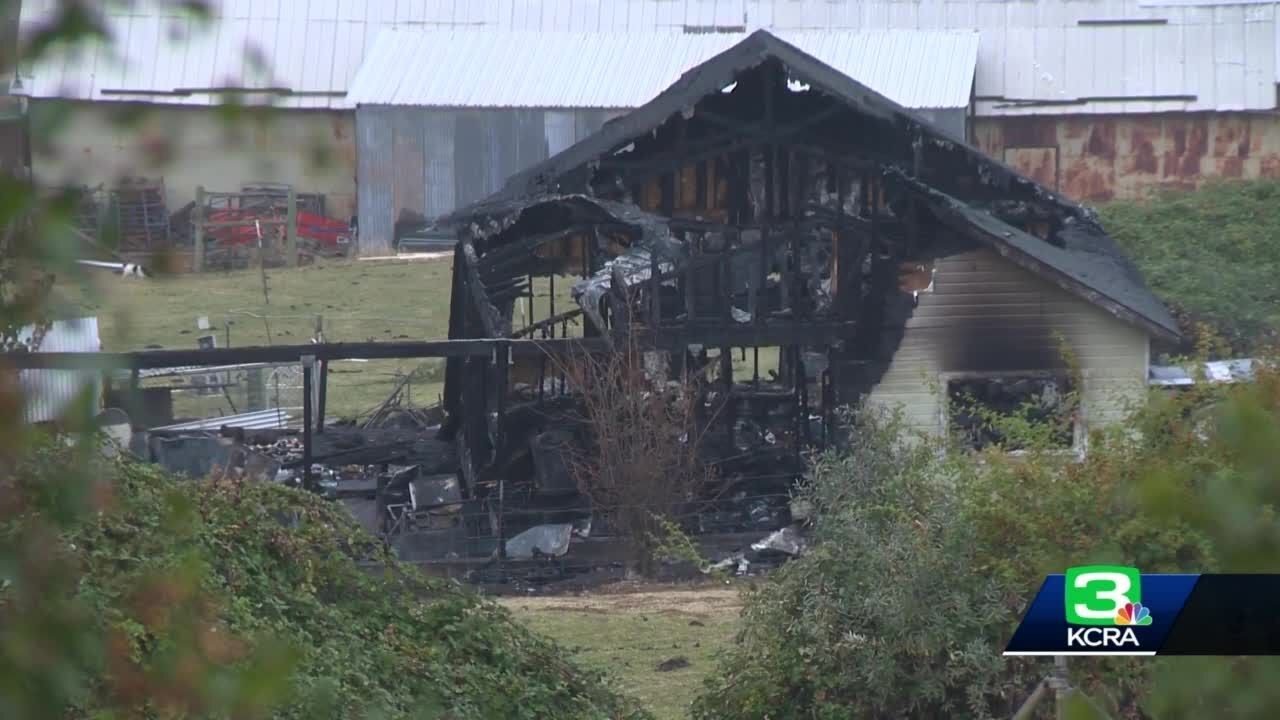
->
xmin=205 ymin=209 xmax=350 ymax=251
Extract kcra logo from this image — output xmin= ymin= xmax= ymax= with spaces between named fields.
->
xmin=1064 ymin=565 xmax=1153 ymax=648
xmin=1066 ymin=626 xmax=1141 ymax=648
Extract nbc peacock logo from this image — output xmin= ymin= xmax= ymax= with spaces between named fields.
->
xmin=1114 ymin=601 xmax=1153 ymax=626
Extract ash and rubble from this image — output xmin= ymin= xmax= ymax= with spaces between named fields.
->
xmin=126 ymin=406 xmax=811 ymax=588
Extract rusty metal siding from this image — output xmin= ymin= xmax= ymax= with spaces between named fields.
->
xmin=974 ymin=111 xmax=1280 ymax=202
xmin=356 ymin=107 xmax=397 ymax=255
xmin=393 ymin=109 xmax=426 ymax=248
xmin=866 ymin=248 xmax=1149 ymax=438
xmin=356 ymin=106 xmax=605 ymax=254
xmin=545 ymin=111 xmax=578 ymax=156
xmin=424 ymin=113 xmax=456 ymax=219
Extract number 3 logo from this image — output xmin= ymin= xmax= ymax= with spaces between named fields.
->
xmin=1064 ymin=566 xmax=1142 ymax=626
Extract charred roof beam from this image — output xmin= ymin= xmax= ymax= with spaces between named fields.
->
xmin=478 ymin=222 xmax=628 ymax=279
xmin=461 ymin=241 xmax=504 ymax=338
xmin=595 ymin=106 xmax=851 ymax=194
xmin=694 ymin=105 xmax=844 ymax=153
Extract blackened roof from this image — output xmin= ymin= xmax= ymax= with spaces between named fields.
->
xmin=441 ymin=29 xmax=1179 ymax=341
xmin=896 ymin=175 xmax=1179 ymax=340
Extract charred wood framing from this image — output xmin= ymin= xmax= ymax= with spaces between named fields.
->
xmin=301 ymin=354 xmax=315 ymax=492
xmin=461 ymin=241 xmax=504 ymax=338
xmin=384 ymin=30 xmax=1180 ymax=549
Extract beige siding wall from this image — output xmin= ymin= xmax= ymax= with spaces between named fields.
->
xmin=31 ymin=101 xmax=357 ymax=218
xmin=867 ymin=248 xmax=1150 ymax=439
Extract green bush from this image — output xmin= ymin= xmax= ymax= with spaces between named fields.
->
xmin=1 ymin=439 xmax=646 ymax=720
xmin=692 ymin=409 xmax=1044 ymax=719
xmin=696 ymin=371 xmax=1280 ymax=719
xmin=1100 ymin=180 xmax=1280 ymax=354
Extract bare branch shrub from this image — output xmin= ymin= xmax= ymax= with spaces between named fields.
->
xmin=547 ymin=306 xmax=717 ymax=575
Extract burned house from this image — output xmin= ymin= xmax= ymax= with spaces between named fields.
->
xmin=421 ymin=30 xmax=1177 ymax=562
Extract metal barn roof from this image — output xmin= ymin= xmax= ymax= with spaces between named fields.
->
xmin=16 ymin=0 xmax=1279 ymax=115
xmin=346 ymin=28 xmax=979 ymax=110
xmin=14 ymin=0 xmax=424 ymax=109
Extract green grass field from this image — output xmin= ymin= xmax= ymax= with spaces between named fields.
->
xmin=56 ymin=257 xmax=582 ymax=419
xmin=58 ymin=257 xmax=782 ymax=422
xmin=501 ymin=585 xmax=742 ymax=720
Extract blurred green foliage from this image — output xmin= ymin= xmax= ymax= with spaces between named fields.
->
xmin=0 ymin=2 xmax=643 ymax=718
xmin=1101 ymin=180 xmax=1280 ymax=355
xmin=2 ymin=441 xmax=646 ymax=719
xmin=696 ymin=366 xmax=1280 ymax=719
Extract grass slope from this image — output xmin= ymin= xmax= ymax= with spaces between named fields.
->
xmin=14 ymin=444 xmax=645 ymax=719
xmin=1100 ymin=179 xmax=1280 ymax=353
xmin=502 ymin=589 xmax=742 ymax=720
xmin=55 ymin=259 xmax=457 ymax=419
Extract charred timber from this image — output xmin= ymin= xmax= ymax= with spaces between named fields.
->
xmin=461 ymin=241 xmax=503 ymax=338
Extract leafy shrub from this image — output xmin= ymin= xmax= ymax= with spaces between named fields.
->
xmin=1100 ymin=180 xmax=1280 ymax=354
xmin=696 ymin=370 xmax=1280 ymax=719
xmin=692 ymin=409 xmax=1043 ymax=719
xmin=2 ymin=439 xmax=647 ymax=720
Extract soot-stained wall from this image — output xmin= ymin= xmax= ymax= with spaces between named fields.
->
xmin=865 ymin=245 xmax=1150 ymax=439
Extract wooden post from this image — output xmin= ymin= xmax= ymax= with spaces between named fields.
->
xmin=301 ymin=354 xmax=315 ymax=492
xmin=311 ymin=314 xmax=326 ymax=431
xmin=1011 ymin=681 xmax=1050 ymax=720
xmin=495 ymin=341 xmax=509 ymax=460
xmin=316 ymin=360 xmax=328 ymax=435
xmin=1053 ymin=656 xmax=1071 ymax=720
xmin=286 ymin=185 xmax=298 ymax=267
xmin=193 ymin=185 xmax=205 ymax=272
xmin=684 ymin=236 xmax=697 ymax=323
xmin=246 ymin=367 xmax=265 ymax=411
xmin=649 ymin=249 xmax=660 ymax=328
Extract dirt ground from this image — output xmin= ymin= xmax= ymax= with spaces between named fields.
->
xmin=500 ymin=582 xmax=744 ymax=720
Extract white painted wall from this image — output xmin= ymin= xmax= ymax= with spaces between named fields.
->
xmin=30 ymin=101 xmax=357 ymax=218
xmin=866 ymin=247 xmax=1151 ymax=440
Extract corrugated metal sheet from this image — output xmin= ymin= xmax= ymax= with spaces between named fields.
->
xmin=346 ymin=28 xmax=979 ymax=110
xmin=18 ymin=0 xmax=1278 ymax=115
xmin=19 ymin=317 xmax=102 ymax=424
xmin=356 ymin=106 xmax=397 ymax=254
xmin=966 ymin=0 xmax=1279 ymax=116
xmin=16 ymin=0 xmax=455 ymax=109
xmin=112 ymin=362 xmax=281 ymax=381
xmin=1150 ymin=358 xmax=1259 ymax=386
xmin=355 ymin=106 xmax=612 ymax=253
xmin=152 ymin=407 xmax=296 ymax=431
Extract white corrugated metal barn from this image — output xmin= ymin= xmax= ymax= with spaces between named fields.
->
xmin=347 ymin=27 xmax=980 ymax=253
xmin=14 ymin=0 xmax=1280 ymax=252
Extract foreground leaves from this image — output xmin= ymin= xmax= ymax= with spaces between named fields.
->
xmin=1 ymin=439 xmax=646 ymax=719
xmin=698 ymin=366 xmax=1280 ymax=719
